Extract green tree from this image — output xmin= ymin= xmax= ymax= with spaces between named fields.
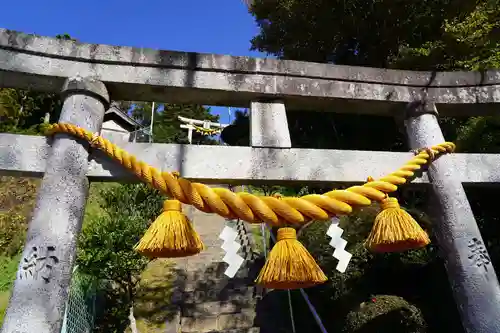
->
xmin=0 ymin=88 xmax=61 ymax=134
xmin=249 ymin=0 xmax=499 ymax=70
xmin=221 ymin=108 xmax=406 ymax=151
xmin=0 ymin=89 xmax=20 ymax=120
xmin=55 ymin=33 xmax=77 ymax=42
xmin=454 ymin=116 xmax=500 ymax=152
xmin=394 ymin=1 xmax=500 ymax=71
xmin=220 ymin=109 xmax=249 ymax=146
xmin=0 ymin=32 xmax=76 ymax=134
xmin=77 ymin=183 xmax=164 ymax=333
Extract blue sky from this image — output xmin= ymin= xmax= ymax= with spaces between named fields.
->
xmin=1 ymin=0 xmax=268 ymax=125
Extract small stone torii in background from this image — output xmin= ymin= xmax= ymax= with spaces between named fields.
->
xmin=178 ymin=115 xmax=229 ymax=144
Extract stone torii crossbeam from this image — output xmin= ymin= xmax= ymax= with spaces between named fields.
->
xmin=1 ymin=28 xmax=500 ymax=333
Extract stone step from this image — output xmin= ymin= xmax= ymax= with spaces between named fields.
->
xmin=182 ymin=285 xmax=256 ymax=304
xmin=182 ymin=263 xmax=255 ymax=285
xmin=180 ymin=310 xmax=256 ymax=332
xmin=184 ymin=276 xmax=255 ymax=292
xmin=189 ymin=328 xmax=260 ymax=333
xmin=182 ymin=300 xmax=256 ymax=317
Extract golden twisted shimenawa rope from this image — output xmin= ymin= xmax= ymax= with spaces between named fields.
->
xmin=46 ymin=123 xmax=455 ymax=227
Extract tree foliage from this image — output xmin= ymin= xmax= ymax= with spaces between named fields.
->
xmin=77 ymin=183 xmax=164 ymax=332
xmin=0 ymin=88 xmax=61 ymax=134
xmin=395 ymin=1 xmax=500 ymax=71
xmin=344 ymin=295 xmax=426 ymax=333
xmin=0 ymin=33 xmax=76 ymax=134
xmin=250 ymin=0 xmax=499 ymax=71
xmin=290 ymin=204 xmax=462 ymax=333
xmin=222 ymin=108 xmax=407 ymax=151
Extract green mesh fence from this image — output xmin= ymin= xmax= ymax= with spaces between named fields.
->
xmin=60 ymin=266 xmax=96 ymax=333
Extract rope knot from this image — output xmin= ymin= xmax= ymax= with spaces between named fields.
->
xmin=381 ymin=197 xmax=400 ymax=210
xmin=277 ymin=227 xmax=296 ymax=241
xmin=163 ymin=200 xmax=182 ymax=212
xmin=43 ymin=124 xmax=56 ymax=136
xmin=412 ymin=147 xmax=435 ymax=161
xmin=171 ymin=171 xmax=180 ymax=179
xmin=90 ymin=132 xmax=100 ymax=148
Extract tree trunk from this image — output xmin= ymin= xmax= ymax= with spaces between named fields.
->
xmin=126 ymin=272 xmax=140 ymax=333
xmin=129 ymin=304 xmax=139 ymax=333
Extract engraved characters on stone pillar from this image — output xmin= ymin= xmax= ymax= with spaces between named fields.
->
xmin=19 ymin=245 xmax=59 ymax=283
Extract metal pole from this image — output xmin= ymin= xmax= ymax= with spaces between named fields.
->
xmin=149 ymin=102 xmax=155 ymax=143
xmin=287 ymin=290 xmax=296 ymax=333
xmin=261 ymin=223 xmax=267 ymax=259
xmin=298 ymin=289 xmax=329 ymax=333
xmin=404 ymin=101 xmax=500 ymax=333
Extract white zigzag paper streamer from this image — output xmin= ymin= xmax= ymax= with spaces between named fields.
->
xmin=219 ymin=225 xmax=244 ymax=278
xmin=327 ymin=217 xmax=352 ymax=273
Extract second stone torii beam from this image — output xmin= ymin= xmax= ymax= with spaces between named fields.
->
xmin=2 ymin=134 xmax=500 ymax=185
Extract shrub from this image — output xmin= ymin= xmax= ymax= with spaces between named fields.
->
xmin=344 ymin=295 xmax=426 ymax=333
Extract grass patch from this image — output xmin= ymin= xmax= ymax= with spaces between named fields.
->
xmin=250 ymin=224 xmax=269 ymax=254
xmin=0 ymin=255 xmax=19 ymax=292
xmin=0 ymin=177 xmax=40 ymax=326
xmin=0 ymin=254 xmax=21 ymax=326
xmin=0 ymin=290 xmax=11 ymax=325
xmin=0 ymin=177 xmax=39 ymax=257
xmin=0 ymin=176 xmax=39 ymax=214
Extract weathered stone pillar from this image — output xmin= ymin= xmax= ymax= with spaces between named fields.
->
xmin=1 ymin=76 xmax=109 ymax=333
xmin=404 ymin=101 xmax=500 ymax=333
xmin=250 ymin=101 xmax=292 ymax=148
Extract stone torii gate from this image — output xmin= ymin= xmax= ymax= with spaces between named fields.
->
xmin=1 ymin=28 xmax=500 ymax=333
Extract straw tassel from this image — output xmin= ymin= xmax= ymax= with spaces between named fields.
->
xmin=365 ymin=197 xmax=430 ymax=253
xmin=256 ymin=227 xmax=327 ymax=290
xmin=134 ymin=199 xmax=204 ymax=258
